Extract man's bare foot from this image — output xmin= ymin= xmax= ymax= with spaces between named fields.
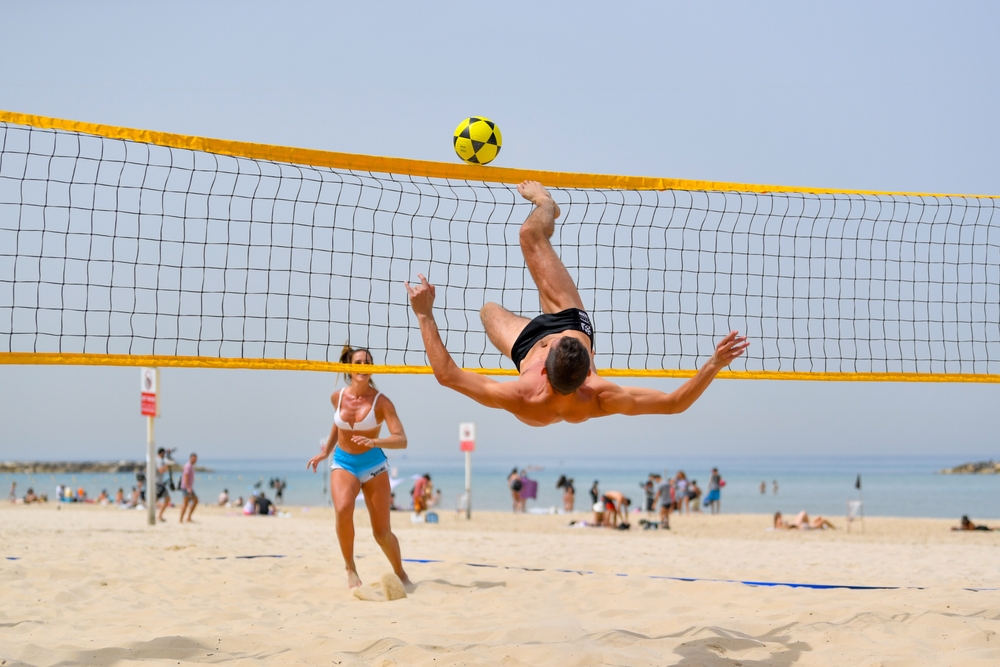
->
xmin=347 ymin=570 xmax=362 ymax=589
xmin=517 ymin=180 xmax=561 ymax=219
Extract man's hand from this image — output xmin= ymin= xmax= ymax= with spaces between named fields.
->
xmin=707 ymin=331 xmax=749 ymax=370
xmin=404 ymin=273 xmax=436 ymax=317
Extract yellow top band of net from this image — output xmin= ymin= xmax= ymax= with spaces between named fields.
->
xmin=2 ymin=110 xmax=996 ymax=199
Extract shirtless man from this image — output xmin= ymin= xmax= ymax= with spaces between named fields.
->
xmin=405 ymin=180 xmax=749 ymax=427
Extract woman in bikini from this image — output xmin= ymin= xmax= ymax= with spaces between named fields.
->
xmin=307 ymin=345 xmax=410 ymax=590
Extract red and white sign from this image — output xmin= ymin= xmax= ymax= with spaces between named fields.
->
xmin=459 ymin=422 xmax=476 ymax=452
xmin=140 ymin=368 xmax=159 ymax=417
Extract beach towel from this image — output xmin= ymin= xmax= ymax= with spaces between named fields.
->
xmin=519 ymin=478 xmax=538 ymax=500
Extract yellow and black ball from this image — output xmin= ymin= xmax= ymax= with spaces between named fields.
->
xmin=453 ymin=117 xmax=502 ymax=165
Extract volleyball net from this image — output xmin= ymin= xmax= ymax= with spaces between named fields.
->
xmin=1 ymin=111 xmax=998 ymax=381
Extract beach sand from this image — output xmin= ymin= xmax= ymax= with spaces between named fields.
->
xmin=1 ymin=503 xmax=997 ymax=666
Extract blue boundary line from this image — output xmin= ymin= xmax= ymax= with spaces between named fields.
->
xmin=6 ymin=555 xmax=994 ymax=592
xmin=401 ymin=558 xmax=997 ymax=592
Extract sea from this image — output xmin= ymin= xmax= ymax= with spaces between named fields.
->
xmin=4 ymin=454 xmax=998 ymax=520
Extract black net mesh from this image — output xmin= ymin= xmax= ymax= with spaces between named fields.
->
xmin=2 ymin=120 xmax=999 ymax=376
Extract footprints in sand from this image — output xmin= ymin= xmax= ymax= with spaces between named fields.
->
xmin=352 ymin=573 xmax=408 ymax=602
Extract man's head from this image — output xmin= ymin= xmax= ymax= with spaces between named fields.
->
xmin=157 ymin=447 xmax=165 ymax=457
xmin=189 ymin=453 xmax=197 ymax=463
xmin=544 ymin=336 xmax=590 ymax=394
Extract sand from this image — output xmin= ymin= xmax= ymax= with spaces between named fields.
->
xmin=1 ymin=503 xmax=998 ymax=666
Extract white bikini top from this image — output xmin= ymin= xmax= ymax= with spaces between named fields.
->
xmin=334 ymin=389 xmax=382 ymax=431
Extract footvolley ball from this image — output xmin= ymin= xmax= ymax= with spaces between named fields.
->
xmin=453 ymin=117 xmax=502 ymax=165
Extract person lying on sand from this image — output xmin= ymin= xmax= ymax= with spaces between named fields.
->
xmin=951 ymin=515 xmax=993 ymax=531
xmin=773 ymin=511 xmax=836 ymax=530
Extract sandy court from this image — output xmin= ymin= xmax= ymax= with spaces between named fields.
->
xmin=1 ymin=504 xmax=998 ymax=666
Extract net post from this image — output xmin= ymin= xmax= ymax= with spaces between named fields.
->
xmin=146 ymin=415 xmax=156 ymax=527
xmin=464 ymin=450 xmax=472 ymax=521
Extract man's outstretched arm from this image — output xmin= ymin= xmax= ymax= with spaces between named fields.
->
xmin=405 ymin=274 xmax=504 ymax=408
xmin=602 ymin=331 xmax=749 ymax=416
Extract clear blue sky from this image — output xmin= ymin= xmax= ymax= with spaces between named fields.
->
xmin=1 ymin=2 xmax=998 ymax=461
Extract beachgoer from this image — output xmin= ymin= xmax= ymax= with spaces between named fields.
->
xmin=254 ymin=491 xmax=274 ymax=515
xmin=760 ymin=480 xmax=766 ymax=494
xmin=114 ymin=488 xmax=124 ymax=505
xmin=23 ymin=487 xmax=37 ymax=504
xmin=774 ymin=511 xmax=835 ymax=530
xmin=8 ymin=481 xmax=16 ymax=502
xmin=589 ymin=480 xmax=599 ymax=506
xmin=508 ymin=468 xmax=523 ymax=513
xmin=218 ymin=489 xmax=229 ymax=506
xmin=178 ymin=452 xmax=198 ymax=523
xmin=952 ymin=515 xmax=993 ymax=531
xmin=413 ymin=473 xmax=431 ymax=513
xmin=601 ymin=491 xmax=631 ymax=529
xmin=306 ymin=344 xmax=411 ymax=590
xmin=674 ymin=472 xmax=689 ymax=514
xmin=688 ymin=480 xmax=702 ymax=511
xmin=654 ymin=475 xmax=672 ymax=529
xmin=642 ymin=475 xmax=655 ymax=513
xmin=97 ymin=489 xmax=109 ymax=504
xmin=705 ymin=468 xmax=722 ymax=514
xmin=591 ymin=500 xmax=606 ymax=526
xmin=155 ymin=447 xmax=171 ymax=522
xmin=405 ymin=180 xmax=750 ymax=427
xmin=274 ymin=478 xmax=286 ymax=504
xmin=556 ymin=475 xmax=575 ymax=512
xmin=773 ymin=480 xmax=779 ymax=494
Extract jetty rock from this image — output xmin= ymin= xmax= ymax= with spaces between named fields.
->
xmin=939 ymin=460 xmax=1000 ymax=474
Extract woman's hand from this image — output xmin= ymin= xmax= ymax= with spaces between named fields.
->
xmin=306 ymin=453 xmax=328 ymax=473
xmin=351 ymin=435 xmax=377 ymax=449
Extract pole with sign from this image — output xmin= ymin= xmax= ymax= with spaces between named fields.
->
xmin=141 ymin=368 xmax=159 ymax=527
xmin=459 ymin=422 xmax=475 ymax=519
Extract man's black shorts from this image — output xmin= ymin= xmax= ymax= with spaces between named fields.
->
xmin=510 ymin=308 xmax=595 ymax=371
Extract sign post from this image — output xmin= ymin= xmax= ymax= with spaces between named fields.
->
xmin=141 ymin=368 xmax=159 ymax=527
xmin=459 ymin=422 xmax=475 ymax=520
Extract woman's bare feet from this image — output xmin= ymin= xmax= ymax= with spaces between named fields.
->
xmin=517 ymin=180 xmax=561 ymax=220
xmin=347 ymin=569 xmax=362 ymax=589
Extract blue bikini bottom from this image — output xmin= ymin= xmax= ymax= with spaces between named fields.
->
xmin=331 ymin=447 xmax=389 ymax=484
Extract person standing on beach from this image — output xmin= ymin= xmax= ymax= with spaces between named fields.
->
xmin=654 ymin=475 xmax=672 ymax=529
xmin=178 ymin=452 xmax=198 ymax=523
xmin=155 ymin=448 xmax=171 ymax=522
xmin=705 ymin=468 xmax=722 ymax=514
xmin=674 ymin=472 xmax=689 ymax=514
xmin=507 ymin=468 xmax=523 ymax=513
xmin=413 ymin=474 xmax=431 ymax=513
xmin=7 ymin=481 xmax=16 ymax=503
xmin=556 ymin=475 xmax=575 ymax=512
xmin=307 ymin=344 xmax=411 ymax=590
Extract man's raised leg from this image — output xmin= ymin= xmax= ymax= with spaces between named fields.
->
xmin=480 ymin=303 xmax=530 ymax=359
xmin=517 ymin=181 xmax=585 ymax=314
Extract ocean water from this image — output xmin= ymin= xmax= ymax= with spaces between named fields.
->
xmin=4 ymin=454 xmax=998 ymax=520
